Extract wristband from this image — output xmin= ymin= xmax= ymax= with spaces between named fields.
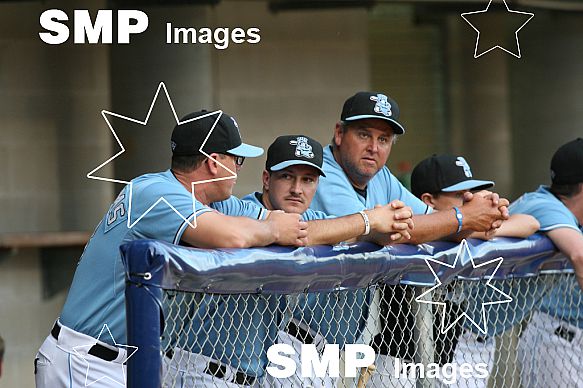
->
xmin=358 ymin=210 xmax=371 ymax=236
xmin=453 ymin=207 xmax=463 ymax=233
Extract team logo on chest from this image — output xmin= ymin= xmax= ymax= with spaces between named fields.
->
xmin=289 ymin=136 xmax=314 ymax=159
xmin=370 ymin=94 xmax=392 ymax=117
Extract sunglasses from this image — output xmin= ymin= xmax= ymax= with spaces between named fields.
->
xmin=233 ymin=155 xmax=245 ymax=166
xmin=222 ymin=153 xmax=245 ymax=166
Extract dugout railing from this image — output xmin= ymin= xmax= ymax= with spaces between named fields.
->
xmin=122 ymin=235 xmax=578 ymax=388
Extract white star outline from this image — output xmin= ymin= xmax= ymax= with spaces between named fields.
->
xmin=87 ymin=82 xmax=238 ymax=229
xmin=72 ymin=324 xmax=139 ymax=387
xmin=415 ymin=239 xmax=513 ymax=335
xmin=461 ymin=0 xmax=534 ymax=58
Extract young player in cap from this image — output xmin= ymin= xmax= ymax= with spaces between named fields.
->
xmin=34 ymin=110 xmax=308 ymax=388
xmin=404 ymin=154 xmax=539 ymax=388
xmin=511 ymin=138 xmax=583 ymax=387
xmin=242 ymin=135 xmax=415 ymax=388
xmin=411 ymin=154 xmax=539 ymax=239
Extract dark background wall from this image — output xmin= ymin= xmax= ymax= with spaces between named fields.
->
xmin=1 ymin=1 xmax=582 ymax=386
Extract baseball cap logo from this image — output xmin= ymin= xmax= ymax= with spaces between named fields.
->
xmin=230 ymin=116 xmax=241 ymax=136
xmin=289 ymin=136 xmax=314 ymax=159
xmin=370 ymin=94 xmax=392 ymax=117
xmin=455 ymin=157 xmax=473 ymax=178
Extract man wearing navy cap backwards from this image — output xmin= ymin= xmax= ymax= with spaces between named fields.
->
xmin=512 ymin=138 xmax=583 ymax=388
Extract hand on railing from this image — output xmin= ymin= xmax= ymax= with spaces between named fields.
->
xmin=267 ymin=210 xmax=309 ymax=246
xmin=367 ymin=201 xmax=414 ymax=242
xmin=462 ymin=191 xmax=509 ymax=235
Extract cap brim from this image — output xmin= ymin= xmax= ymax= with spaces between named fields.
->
xmin=269 ymin=160 xmax=326 ymax=177
xmin=344 ymin=115 xmax=405 ymax=134
xmin=227 ymin=143 xmax=264 ymax=158
xmin=442 ymin=180 xmax=495 ymax=192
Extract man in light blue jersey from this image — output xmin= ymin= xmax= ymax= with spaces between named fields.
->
xmin=309 ymin=91 xmax=511 ymax=383
xmin=311 ymin=92 xmax=509 ymax=239
xmin=510 ymin=138 xmax=583 ymax=388
xmin=34 ymin=110 xmax=309 ymax=388
xmin=242 ymin=135 xmax=415 ymax=387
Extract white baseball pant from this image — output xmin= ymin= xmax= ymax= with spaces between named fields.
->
xmin=35 ymin=320 xmax=127 ymax=388
xmin=163 ymin=347 xmax=259 ymax=388
xmin=518 ymin=311 xmax=583 ymax=388
xmin=263 ymin=320 xmax=337 ymax=388
xmin=439 ymin=330 xmax=494 ymax=388
xmin=368 ymin=354 xmax=416 ymax=388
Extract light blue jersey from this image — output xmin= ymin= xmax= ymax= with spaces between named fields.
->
xmin=184 ymin=292 xmax=280 ymax=378
xmin=308 ymin=145 xmax=431 ymax=345
xmin=211 ymin=194 xmax=270 ymax=220
xmin=167 ymin=192 xmax=322 ymax=378
xmin=234 ymin=191 xmax=355 ymax=375
xmin=310 ymin=145 xmax=431 ymax=216
xmin=510 ymin=185 xmax=583 ymax=329
xmin=60 ymin=170 xmax=265 ymax=345
xmin=242 ymin=191 xmax=331 ymax=221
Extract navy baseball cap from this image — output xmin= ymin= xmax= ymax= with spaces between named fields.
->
xmin=266 ymin=135 xmax=326 ymax=176
xmin=411 ymin=154 xmax=494 ymax=197
xmin=551 ymin=138 xmax=583 ymax=185
xmin=171 ymin=110 xmax=263 ymax=158
xmin=341 ymin=91 xmax=405 ymax=135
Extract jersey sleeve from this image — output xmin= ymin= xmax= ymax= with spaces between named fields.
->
xmin=210 ymin=196 xmax=268 ymax=220
xmin=128 ymin=181 xmax=213 ymax=244
xmin=510 ymin=194 xmax=580 ymax=232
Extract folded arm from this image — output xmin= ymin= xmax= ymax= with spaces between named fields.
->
xmin=546 ymin=227 xmax=583 ymax=289
xmin=407 ymin=192 xmax=509 ymax=244
xmin=470 ymin=214 xmax=540 ymax=240
xmin=305 ymin=201 xmax=414 ymax=246
xmin=180 ymin=210 xmax=307 ymax=248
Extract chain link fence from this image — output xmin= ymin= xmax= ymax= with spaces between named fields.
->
xmin=122 ymin=237 xmax=580 ymax=388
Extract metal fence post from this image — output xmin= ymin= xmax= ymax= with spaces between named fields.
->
xmin=413 ymin=286 xmax=435 ymax=388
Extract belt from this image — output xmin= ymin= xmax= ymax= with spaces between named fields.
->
xmin=204 ymin=360 xmax=256 ymax=386
xmin=51 ymin=322 xmax=120 ymax=362
xmin=555 ymin=326 xmax=576 ymax=342
xmin=165 ymin=348 xmax=256 ymax=386
xmin=286 ymin=320 xmax=315 ymax=345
